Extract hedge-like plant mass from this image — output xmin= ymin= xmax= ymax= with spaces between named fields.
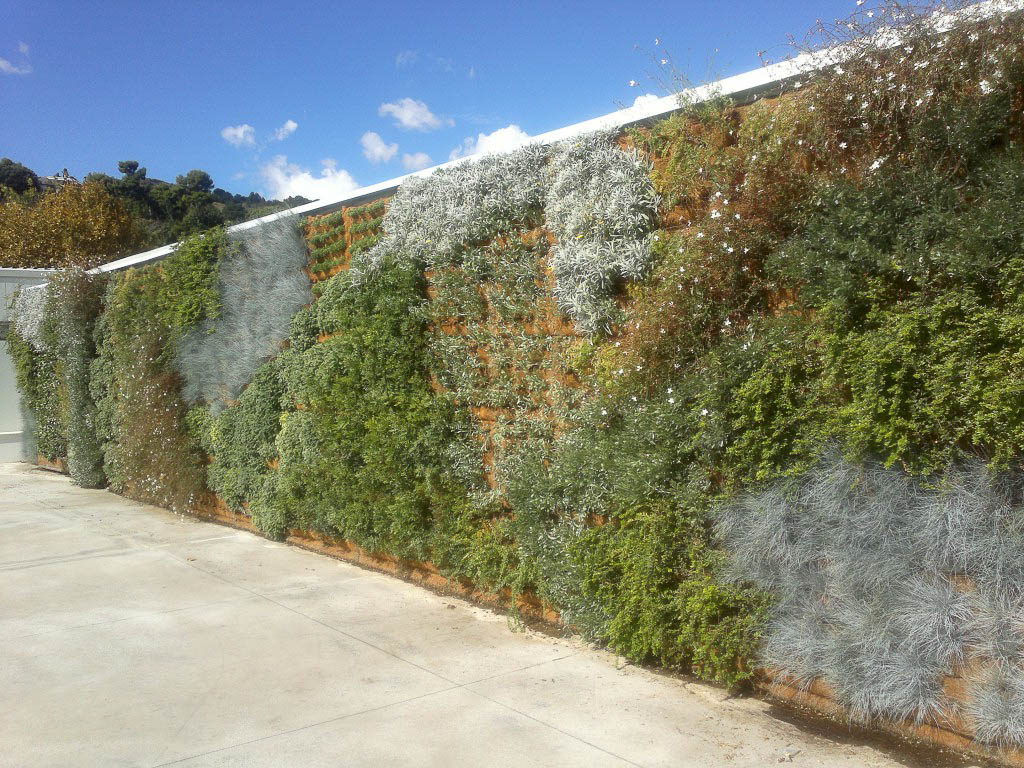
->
xmin=8 ymin=2 xmax=1024 ymax=746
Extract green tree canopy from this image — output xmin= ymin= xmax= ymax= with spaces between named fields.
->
xmin=0 ymin=157 xmax=40 ymax=199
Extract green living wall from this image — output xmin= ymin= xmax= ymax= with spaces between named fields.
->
xmin=8 ymin=3 xmax=1024 ymax=746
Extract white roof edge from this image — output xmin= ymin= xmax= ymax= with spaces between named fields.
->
xmin=90 ymin=0 xmax=1021 ymax=276
xmin=0 ymin=268 xmax=60 ymax=278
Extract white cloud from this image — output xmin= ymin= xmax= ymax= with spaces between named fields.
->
xmin=1 ymin=42 xmax=31 ymax=76
xmin=221 ymin=124 xmax=256 ymax=147
xmin=379 ymin=98 xmax=453 ymax=131
xmin=468 ymin=66 xmax=475 ymax=79
xmin=402 ymin=152 xmax=432 ymax=171
xmin=0 ymin=57 xmax=31 ymax=75
xmin=263 ymin=155 xmax=358 ymax=201
xmin=273 ymin=119 xmax=298 ymax=141
xmin=631 ymin=93 xmax=662 ymax=110
xmin=449 ymin=124 xmax=530 ymax=161
xmin=395 ymin=50 xmax=418 ymax=67
xmin=361 ymin=131 xmax=399 ymax=164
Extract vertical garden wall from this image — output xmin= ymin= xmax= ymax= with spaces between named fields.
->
xmin=8 ymin=3 xmax=1024 ymax=758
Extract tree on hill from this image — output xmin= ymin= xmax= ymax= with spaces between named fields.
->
xmin=0 ymin=180 xmax=143 ymax=268
xmin=6 ymin=157 xmax=313 ymax=256
xmin=0 ymin=157 xmax=40 ymax=199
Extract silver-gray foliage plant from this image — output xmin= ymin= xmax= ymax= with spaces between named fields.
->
xmin=719 ymin=450 xmax=1024 ymax=744
xmin=9 ymin=284 xmax=49 ymax=351
xmin=351 ymin=131 xmax=658 ymax=334
xmin=545 ymin=131 xmax=659 ymax=333
xmin=176 ymin=216 xmax=311 ymax=411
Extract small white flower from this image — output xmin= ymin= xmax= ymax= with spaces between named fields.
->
xmin=839 ymin=141 xmax=848 ymax=149
xmin=668 ymin=397 xmax=675 ymax=404
xmin=601 ymin=409 xmax=608 ymax=416
xmin=667 ymin=387 xmax=673 ymax=394
xmin=979 ymin=79 xmax=993 ymax=95
xmin=701 ymin=408 xmax=709 ymax=416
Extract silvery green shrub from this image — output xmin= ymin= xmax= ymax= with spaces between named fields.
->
xmin=352 ymin=131 xmax=658 ymax=334
xmin=9 ymin=284 xmax=48 ymax=351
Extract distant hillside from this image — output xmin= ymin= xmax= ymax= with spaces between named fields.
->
xmin=0 ymin=157 xmax=310 ymax=249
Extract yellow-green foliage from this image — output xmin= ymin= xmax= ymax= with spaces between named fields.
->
xmin=0 ymin=181 xmax=142 ymax=269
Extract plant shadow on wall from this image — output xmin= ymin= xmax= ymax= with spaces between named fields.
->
xmin=8 ymin=0 xmax=1024 ymax=746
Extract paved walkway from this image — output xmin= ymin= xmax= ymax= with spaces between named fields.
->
xmin=1 ymin=462 xmax=918 ymax=768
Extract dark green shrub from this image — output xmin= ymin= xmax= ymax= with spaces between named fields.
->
xmin=45 ymin=269 xmax=107 ymax=487
xmin=204 ymin=359 xmax=286 ymax=534
xmin=273 ymin=259 xmax=467 ymax=558
xmin=7 ymin=320 xmax=65 ymax=460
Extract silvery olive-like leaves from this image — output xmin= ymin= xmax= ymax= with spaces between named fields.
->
xmin=349 ymin=131 xmax=658 ymax=334
xmin=176 ymin=216 xmax=311 ymax=411
xmin=720 ymin=452 xmax=1024 ymax=741
xmin=546 ymin=131 xmax=659 ymax=333
xmin=353 ymin=144 xmax=550 ymax=281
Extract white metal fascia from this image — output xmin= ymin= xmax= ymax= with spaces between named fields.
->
xmin=91 ymin=0 xmax=1022 ymax=275
xmin=0 ymin=268 xmax=59 ymax=279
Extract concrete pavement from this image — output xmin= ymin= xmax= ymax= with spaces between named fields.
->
xmin=0 ymin=462 xmax=921 ymax=767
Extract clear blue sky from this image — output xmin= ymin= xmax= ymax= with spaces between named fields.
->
xmin=2 ymin=0 xmax=857 ymax=201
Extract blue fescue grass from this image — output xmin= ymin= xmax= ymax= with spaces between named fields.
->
xmin=176 ymin=216 xmax=311 ymax=411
